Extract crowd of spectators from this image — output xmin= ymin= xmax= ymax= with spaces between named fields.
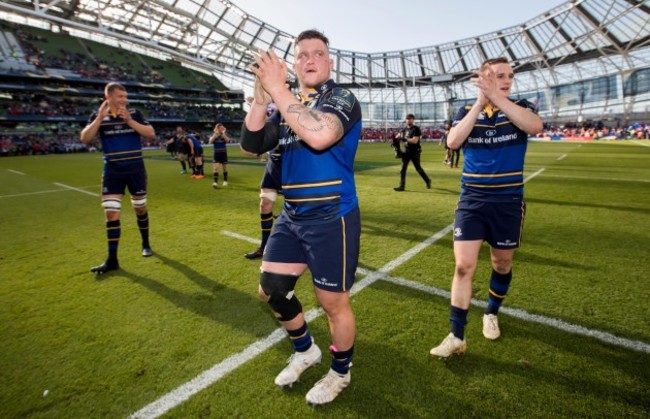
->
xmin=2 ymin=121 xmax=648 ymax=158
xmin=361 ymin=126 xmax=444 ymax=141
xmin=14 ymin=26 xmax=167 ymax=84
xmin=535 ymin=123 xmax=650 ymax=140
xmin=0 ymin=130 xmax=85 ymax=157
xmin=0 ymin=95 xmax=246 ymax=121
xmin=361 ymin=122 xmax=650 ymax=143
xmin=1 ymin=95 xmax=90 ymax=118
xmin=142 ymin=103 xmax=245 ymax=120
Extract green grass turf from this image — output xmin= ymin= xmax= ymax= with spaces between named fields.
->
xmin=0 ymin=140 xmax=649 ymax=418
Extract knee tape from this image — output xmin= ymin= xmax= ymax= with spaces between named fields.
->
xmin=259 ymin=191 xmax=277 ymax=202
xmin=131 ymin=196 xmax=147 ymax=209
xmin=101 ymin=198 xmax=122 ymax=212
xmin=260 ymin=271 xmax=301 ymax=321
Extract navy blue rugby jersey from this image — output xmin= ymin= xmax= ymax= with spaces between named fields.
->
xmin=270 ymin=79 xmax=362 ymax=222
xmin=452 ymin=99 xmax=537 ymax=200
xmin=187 ymin=134 xmax=202 ymax=151
xmin=89 ymin=109 xmax=150 ymax=170
xmin=212 ymin=135 xmax=227 ymax=154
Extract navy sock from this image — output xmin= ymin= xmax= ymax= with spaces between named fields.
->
xmin=136 ymin=212 xmax=150 ymax=249
xmin=106 ymin=220 xmax=120 ymax=262
xmin=330 ymin=345 xmax=353 ymax=375
xmin=287 ymin=322 xmax=312 ymax=352
xmin=450 ymin=305 xmax=468 ymax=340
xmin=260 ymin=212 xmax=274 ymax=249
xmin=486 ymin=270 xmax=512 ymax=315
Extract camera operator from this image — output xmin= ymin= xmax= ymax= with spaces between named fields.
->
xmin=393 ymin=114 xmax=432 ymax=191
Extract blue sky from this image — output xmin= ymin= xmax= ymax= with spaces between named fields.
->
xmin=233 ymin=0 xmax=566 ymax=53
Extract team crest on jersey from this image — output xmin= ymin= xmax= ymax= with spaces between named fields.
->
xmin=454 ymin=227 xmax=462 ymax=237
xmin=327 ymin=88 xmax=355 ymax=112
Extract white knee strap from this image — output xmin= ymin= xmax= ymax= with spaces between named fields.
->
xmin=102 ymin=198 xmax=122 ymax=212
xmin=131 ymin=196 xmax=147 ymax=208
xmin=259 ymin=191 xmax=277 ymax=202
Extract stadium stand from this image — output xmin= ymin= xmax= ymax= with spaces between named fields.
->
xmin=0 ymin=0 xmax=648 ymax=157
xmin=0 ymin=21 xmax=246 ymax=156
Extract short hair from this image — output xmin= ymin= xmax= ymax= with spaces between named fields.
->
xmin=406 ymin=114 xmax=415 ymax=120
xmin=295 ymin=29 xmax=329 ymax=47
xmin=105 ymin=82 xmax=126 ymax=96
xmin=480 ymin=57 xmax=509 ymax=71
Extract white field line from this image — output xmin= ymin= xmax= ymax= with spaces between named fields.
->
xmin=7 ymin=169 xmax=25 ymax=175
xmin=220 ymin=230 xmax=261 ymax=245
xmin=630 ymin=140 xmax=650 ymax=147
xmin=358 ymin=268 xmax=650 ymax=354
xmin=540 ymin=174 xmax=650 ymax=183
xmin=53 ymin=182 xmax=100 ymax=197
xmin=0 ymin=188 xmax=69 ymax=199
xmin=525 ymin=168 xmax=545 ymax=183
xmin=557 ymin=153 xmax=567 ymax=161
xmin=130 ymin=223 xmax=453 ymax=419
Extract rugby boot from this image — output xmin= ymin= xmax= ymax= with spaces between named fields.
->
xmin=430 ymin=333 xmax=467 ymax=358
xmin=244 ymin=247 xmax=264 ymax=259
xmin=305 ymin=369 xmax=351 ymax=405
xmin=275 ymin=342 xmax=322 ymax=387
xmin=91 ymin=259 xmax=119 ymax=274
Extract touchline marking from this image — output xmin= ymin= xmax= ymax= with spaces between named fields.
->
xmin=221 ymin=230 xmax=262 ymax=245
xmin=525 ymin=168 xmax=545 ymax=183
xmin=541 ymin=174 xmax=650 ymax=183
xmin=557 ymin=153 xmax=567 ymax=160
xmin=357 ymin=268 xmax=650 ymax=354
xmin=630 ymin=140 xmax=650 ymax=147
xmin=53 ymin=182 xmax=99 ymax=197
xmin=7 ymin=169 xmax=25 ymax=175
xmin=131 ymin=224 xmax=452 ymax=419
xmin=0 ymin=189 xmax=68 ymax=199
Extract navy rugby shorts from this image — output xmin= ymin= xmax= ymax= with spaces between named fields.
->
xmin=102 ymin=168 xmax=147 ymax=197
xmin=263 ymin=206 xmax=361 ymax=292
xmin=453 ymin=198 xmax=526 ymax=249
xmin=213 ymin=150 xmax=228 ymax=163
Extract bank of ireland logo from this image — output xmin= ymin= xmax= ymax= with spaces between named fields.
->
xmin=454 ymin=227 xmax=462 ymax=237
xmin=486 ymin=129 xmax=497 ymax=136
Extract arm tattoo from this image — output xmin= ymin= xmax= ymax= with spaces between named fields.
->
xmin=287 ymin=104 xmax=344 ymax=139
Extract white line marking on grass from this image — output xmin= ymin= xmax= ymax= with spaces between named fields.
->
xmin=630 ymin=140 xmax=650 ymax=147
xmin=557 ymin=153 xmax=567 ymax=161
xmin=221 ymin=230 xmax=261 ymax=245
xmin=53 ymin=182 xmax=99 ymax=197
xmin=7 ymin=169 xmax=25 ymax=175
xmin=131 ymin=224 xmax=453 ymax=418
xmin=541 ymin=174 xmax=650 ymax=183
xmin=357 ymin=268 xmax=650 ymax=354
xmin=0 ymin=189 xmax=68 ymax=199
xmin=525 ymin=168 xmax=545 ymax=183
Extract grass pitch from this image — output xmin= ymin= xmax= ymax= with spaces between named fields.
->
xmin=1 ymin=140 xmax=649 ymax=418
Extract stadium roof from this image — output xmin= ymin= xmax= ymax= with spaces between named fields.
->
xmin=1 ymin=0 xmax=649 ymax=92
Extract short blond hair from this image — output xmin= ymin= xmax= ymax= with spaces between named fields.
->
xmin=105 ymin=82 xmax=126 ymax=96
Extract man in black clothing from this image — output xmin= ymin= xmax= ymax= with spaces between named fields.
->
xmin=394 ymin=114 xmax=431 ymax=191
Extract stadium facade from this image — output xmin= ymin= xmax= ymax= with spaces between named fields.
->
xmin=0 ymin=0 xmax=649 ymax=131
